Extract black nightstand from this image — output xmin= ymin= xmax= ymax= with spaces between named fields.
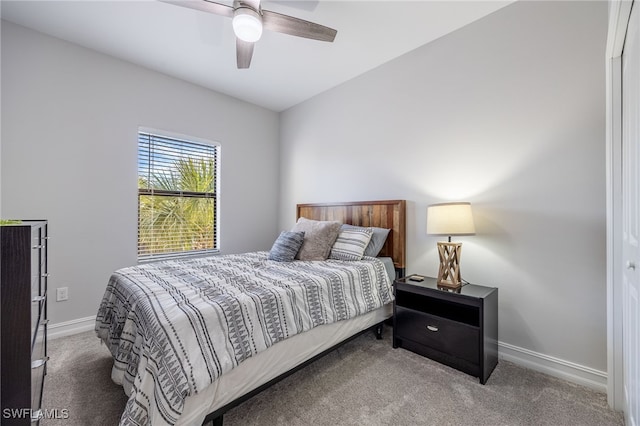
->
xmin=393 ymin=275 xmax=498 ymax=384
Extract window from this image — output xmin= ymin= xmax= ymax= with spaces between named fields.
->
xmin=137 ymin=130 xmax=219 ymax=260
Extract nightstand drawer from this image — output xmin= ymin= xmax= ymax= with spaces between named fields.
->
xmin=395 ymin=306 xmax=479 ymax=364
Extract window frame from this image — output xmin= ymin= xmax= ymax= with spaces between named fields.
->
xmin=137 ymin=127 xmax=220 ymax=262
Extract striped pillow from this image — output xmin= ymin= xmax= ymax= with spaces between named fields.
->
xmin=268 ymin=231 xmax=305 ymax=262
xmin=329 ymin=227 xmax=374 ymax=261
xmin=342 ymin=224 xmax=391 ymax=257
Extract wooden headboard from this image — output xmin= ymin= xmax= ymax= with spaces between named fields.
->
xmin=296 ymin=200 xmax=406 ymax=274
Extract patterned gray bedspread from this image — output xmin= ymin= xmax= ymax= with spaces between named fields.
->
xmin=95 ymin=251 xmax=393 ymax=426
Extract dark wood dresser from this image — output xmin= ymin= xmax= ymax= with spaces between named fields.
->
xmin=393 ymin=275 xmax=498 ymax=384
xmin=1 ymin=220 xmax=49 ymax=424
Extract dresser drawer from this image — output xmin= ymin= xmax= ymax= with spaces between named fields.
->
xmin=31 ymin=227 xmax=44 ymax=273
xmin=31 ymin=262 xmax=47 ymax=298
xmin=31 ymin=323 xmax=48 ymax=413
xmin=30 ymin=245 xmax=41 ymax=284
xmin=31 ymin=366 xmax=45 ymax=415
xmin=31 ymin=293 xmax=46 ymax=339
xmin=395 ymin=306 xmax=480 ymax=364
xmin=32 ymin=274 xmax=41 ymax=301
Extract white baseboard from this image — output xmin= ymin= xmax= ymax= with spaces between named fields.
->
xmin=46 ymin=316 xmax=608 ymax=392
xmin=48 ymin=315 xmax=96 ymax=340
xmin=499 ymin=341 xmax=607 ymax=393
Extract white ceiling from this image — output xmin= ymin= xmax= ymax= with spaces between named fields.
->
xmin=1 ymin=0 xmax=512 ymax=112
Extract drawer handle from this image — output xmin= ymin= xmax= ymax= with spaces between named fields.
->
xmin=31 ymin=356 xmax=49 ymax=369
xmin=32 ymin=295 xmax=46 ymax=303
xmin=32 ymin=244 xmax=43 ymax=249
xmin=42 ymin=273 xmax=50 ymax=278
xmin=426 ymin=325 xmax=439 ymax=332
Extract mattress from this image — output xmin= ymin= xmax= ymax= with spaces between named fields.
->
xmin=178 ymin=304 xmax=392 ymax=425
xmin=178 ymin=257 xmax=396 ymax=424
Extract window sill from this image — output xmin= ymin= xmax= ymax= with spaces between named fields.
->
xmin=137 ymin=249 xmax=220 ymax=264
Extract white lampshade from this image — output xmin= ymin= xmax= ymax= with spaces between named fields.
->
xmin=232 ymin=8 xmax=263 ymax=43
xmin=426 ymin=202 xmax=475 ymax=236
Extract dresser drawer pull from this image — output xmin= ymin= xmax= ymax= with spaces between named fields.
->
xmin=32 ymin=295 xmax=46 ymax=303
xmin=42 ymin=273 xmax=50 ymax=278
xmin=31 ymin=356 xmax=49 ymax=369
xmin=426 ymin=325 xmax=439 ymax=332
xmin=32 ymin=244 xmax=43 ymax=249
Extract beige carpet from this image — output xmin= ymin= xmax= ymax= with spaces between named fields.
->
xmin=42 ymin=329 xmax=623 ymax=426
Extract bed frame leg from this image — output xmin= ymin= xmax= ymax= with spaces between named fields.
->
xmin=375 ymin=323 xmax=383 ymax=340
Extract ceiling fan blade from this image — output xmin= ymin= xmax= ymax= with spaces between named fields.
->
xmin=267 ymin=1 xmax=319 ymax=12
xmin=236 ymin=38 xmax=255 ymax=69
xmin=159 ymin=0 xmax=234 ymax=18
xmin=262 ymin=9 xmax=337 ymax=42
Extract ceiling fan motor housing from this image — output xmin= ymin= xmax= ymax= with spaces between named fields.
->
xmin=233 ymin=6 xmax=263 ymax=42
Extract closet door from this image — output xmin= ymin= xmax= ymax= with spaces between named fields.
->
xmin=622 ymin=2 xmax=640 ymax=425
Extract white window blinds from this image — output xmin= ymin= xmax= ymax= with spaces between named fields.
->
xmin=137 ymin=131 xmax=219 ymax=260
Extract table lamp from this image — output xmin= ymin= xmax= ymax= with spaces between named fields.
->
xmin=426 ymin=202 xmax=475 ymax=288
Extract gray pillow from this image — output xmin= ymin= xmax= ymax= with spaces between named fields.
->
xmin=268 ymin=231 xmax=305 ymax=262
xmin=341 ymin=224 xmax=391 ymax=257
xmin=292 ymin=217 xmax=342 ymax=261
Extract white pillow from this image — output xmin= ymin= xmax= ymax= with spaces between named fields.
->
xmin=329 ymin=227 xmax=373 ymax=261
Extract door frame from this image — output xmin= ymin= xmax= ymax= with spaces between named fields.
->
xmin=606 ymin=0 xmax=633 ymax=411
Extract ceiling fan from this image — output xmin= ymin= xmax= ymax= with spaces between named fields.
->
xmin=160 ymin=0 xmax=337 ymax=69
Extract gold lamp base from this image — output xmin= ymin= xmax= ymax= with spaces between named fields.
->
xmin=436 ymin=241 xmax=462 ymax=289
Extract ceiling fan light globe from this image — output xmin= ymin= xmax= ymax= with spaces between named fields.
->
xmin=232 ymin=8 xmax=263 ymax=43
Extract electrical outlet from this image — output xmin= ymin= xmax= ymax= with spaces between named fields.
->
xmin=56 ymin=287 xmax=68 ymax=302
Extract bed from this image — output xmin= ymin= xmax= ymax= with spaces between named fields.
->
xmin=95 ymin=199 xmax=406 ymax=426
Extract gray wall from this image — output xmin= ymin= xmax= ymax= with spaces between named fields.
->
xmin=279 ymin=1 xmax=607 ymax=371
xmin=1 ymin=1 xmax=609 ymax=375
xmin=1 ymin=21 xmax=280 ymax=325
